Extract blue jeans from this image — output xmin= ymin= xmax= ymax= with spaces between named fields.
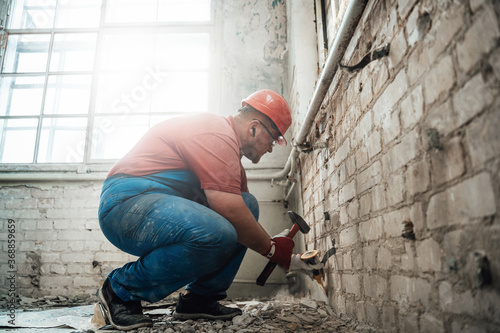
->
xmin=98 ymin=172 xmax=259 ymax=303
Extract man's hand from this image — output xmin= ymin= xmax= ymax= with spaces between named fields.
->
xmin=265 ymin=234 xmax=294 ymax=270
xmin=289 ymin=254 xmax=325 ymax=273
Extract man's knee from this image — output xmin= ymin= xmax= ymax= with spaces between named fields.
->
xmin=241 ymin=192 xmax=259 ymax=220
xmin=189 ymin=217 xmax=238 ymax=250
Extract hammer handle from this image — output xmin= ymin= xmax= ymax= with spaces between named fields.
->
xmin=256 ymin=261 xmax=277 ymax=286
xmin=288 ymin=224 xmax=300 ymax=238
xmin=256 ymin=224 xmax=300 ymax=286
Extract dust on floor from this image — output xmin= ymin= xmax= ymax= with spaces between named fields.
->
xmin=1 ymin=294 xmax=361 ymax=333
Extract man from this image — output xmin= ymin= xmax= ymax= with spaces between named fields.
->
xmin=97 ymin=90 xmax=319 ymax=331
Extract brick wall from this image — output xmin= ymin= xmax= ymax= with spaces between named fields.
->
xmin=0 ymin=181 xmax=137 ymax=297
xmin=298 ymin=0 xmax=500 ymax=331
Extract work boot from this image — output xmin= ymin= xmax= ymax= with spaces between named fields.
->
xmin=98 ymin=278 xmax=153 ymax=331
xmin=173 ymin=292 xmax=242 ymax=320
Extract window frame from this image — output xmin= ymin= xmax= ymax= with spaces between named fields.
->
xmin=0 ymin=0 xmax=220 ymax=173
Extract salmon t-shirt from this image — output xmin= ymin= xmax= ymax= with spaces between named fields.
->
xmin=107 ymin=113 xmax=248 ymax=194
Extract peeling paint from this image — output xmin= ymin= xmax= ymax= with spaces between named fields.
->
xmin=272 ymin=0 xmax=283 ymax=10
xmin=26 ymin=251 xmax=42 ymax=288
xmin=222 ymin=0 xmax=287 ymax=111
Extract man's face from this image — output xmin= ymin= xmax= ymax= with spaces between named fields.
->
xmin=243 ymin=119 xmax=279 ymax=164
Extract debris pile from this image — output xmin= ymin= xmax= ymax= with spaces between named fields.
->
xmin=135 ymin=295 xmax=358 ymax=333
xmin=0 ymin=294 xmax=95 ymax=311
xmin=1 ymin=294 xmax=359 ymax=332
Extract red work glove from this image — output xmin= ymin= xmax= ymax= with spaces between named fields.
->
xmin=264 ymin=235 xmax=294 ymax=270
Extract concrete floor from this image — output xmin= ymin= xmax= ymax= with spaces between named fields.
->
xmin=1 ymin=294 xmax=360 ymax=333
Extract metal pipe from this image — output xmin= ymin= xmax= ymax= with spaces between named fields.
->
xmin=247 ymin=146 xmax=295 ymax=180
xmin=247 ymin=0 xmax=368 ymax=182
xmin=284 ymin=181 xmax=296 ymax=202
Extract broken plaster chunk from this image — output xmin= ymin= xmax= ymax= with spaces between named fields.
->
xmin=294 ymin=312 xmax=317 ymax=325
xmin=19 ymin=295 xmax=37 ymax=305
xmin=261 ymin=302 xmax=273 ymax=312
xmin=318 ymin=308 xmax=328 ymax=317
xmin=276 ymin=314 xmax=302 ymax=323
xmin=236 ymin=300 xmax=262 ymax=307
xmin=299 ymin=299 xmax=318 ymax=309
xmin=232 ymin=312 xmax=254 ymax=326
xmin=325 ymin=305 xmax=335 ymax=316
xmin=178 ymin=322 xmax=196 ymax=333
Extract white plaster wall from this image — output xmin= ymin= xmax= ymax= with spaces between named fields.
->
xmin=220 ymin=0 xmax=290 ymax=170
xmin=286 ymin=0 xmax=319 ymax=137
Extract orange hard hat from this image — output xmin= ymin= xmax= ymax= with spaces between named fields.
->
xmin=241 ymin=89 xmax=292 ymax=146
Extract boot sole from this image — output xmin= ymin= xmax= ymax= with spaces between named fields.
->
xmin=173 ymin=310 xmax=241 ymax=321
xmin=98 ymin=287 xmax=153 ymax=331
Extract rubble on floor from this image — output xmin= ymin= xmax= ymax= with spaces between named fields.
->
xmin=131 ymin=295 xmax=358 ymax=333
xmin=0 ymin=294 xmax=96 ymax=310
xmin=1 ymin=294 xmax=360 ymax=332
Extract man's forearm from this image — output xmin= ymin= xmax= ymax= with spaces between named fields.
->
xmin=205 ymin=190 xmax=271 ymax=254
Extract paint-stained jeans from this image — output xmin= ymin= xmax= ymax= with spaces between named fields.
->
xmin=98 ymin=172 xmax=259 ymax=303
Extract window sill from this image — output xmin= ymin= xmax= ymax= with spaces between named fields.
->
xmin=0 ymin=164 xmax=112 ymax=182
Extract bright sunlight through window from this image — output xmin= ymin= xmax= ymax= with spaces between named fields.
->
xmin=0 ymin=0 xmax=213 ymax=164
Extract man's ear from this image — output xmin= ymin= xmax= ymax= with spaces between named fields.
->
xmin=249 ymin=120 xmax=259 ymax=138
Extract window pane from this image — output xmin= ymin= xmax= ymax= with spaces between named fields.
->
xmin=158 ymin=0 xmax=211 ymax=22
xmin=91 ymin=115 xmax=149 ymax=160
xmin=100 ymin=33 xmax=155 ymax=72
xmin=8 ymin=0 xmax=56 ymax=29
xmin=38 ymin=117 xmax=87 ymax=163
xmin=0 ymin=76 xmax=45 ymax=116
xmin=105 ymin=0 xmax=157 ymax=23
xmin=50 ymin=33 xmax=97 ymax=72
xmin=0 ymin=118 xmax=38 ymax=163
xmin=151 ymin=72 xmax=208 ymax=113
xmin=94 ymin=73 xmax=152 ymax=114
xmin=44 ymin=75 xmax=92 ymax=114
xmin=155 ymin=33 xmax=209 ymax=71
xmin=3 ymin=34 xmax=51 ymax=73
xmin=55 ymin=0 xmax=102 ymax=28
xmin=2 ymin=0 xmax=215 ymax=163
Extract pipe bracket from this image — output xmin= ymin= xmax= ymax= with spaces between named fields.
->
xmin=339 ymin=43 xmax=390 ymax=73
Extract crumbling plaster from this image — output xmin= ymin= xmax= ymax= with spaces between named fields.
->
xmin=221 ymin=0 xmax=287 ymax=112
xmin=220 ymin=0 xmax=291 ymax=169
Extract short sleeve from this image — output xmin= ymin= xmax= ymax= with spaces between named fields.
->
xmin=175 ymin=133 xmax=243 ymax=194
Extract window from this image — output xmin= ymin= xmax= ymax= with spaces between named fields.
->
xmin=0 ymin=0 xmax=215 ymax=164
xmin=314 ymin=0 xmax=328 ymax=69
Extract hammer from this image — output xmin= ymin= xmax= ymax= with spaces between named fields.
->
xmin=256 ymin=211 xmax=311 ymax=286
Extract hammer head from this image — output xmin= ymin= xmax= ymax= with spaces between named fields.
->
xmin=287 ymin=211 xmax=311 ymax=234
